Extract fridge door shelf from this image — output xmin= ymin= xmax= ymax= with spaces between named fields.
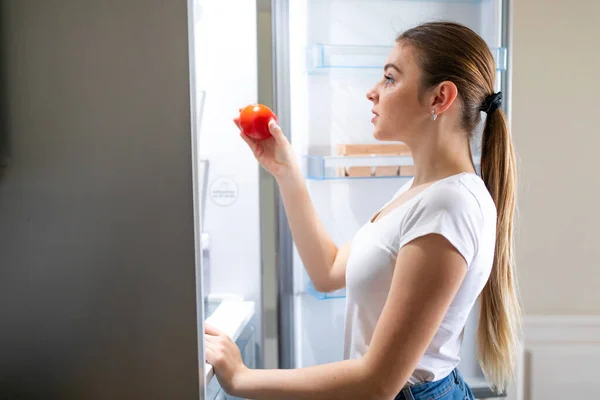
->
xmin=331 ymin=0 xmax=493 ymax=2
xmin=305 ymin=154 xmax=415 ymax=180
xmin=304 ymin=154 xmax=481 ymax=180
xmin=307 ymin=44 xmax=507 ymax=73
xmin=306 ymin=280 xmax=347 ymax=300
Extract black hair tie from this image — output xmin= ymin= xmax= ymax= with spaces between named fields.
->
xmin=480 ymin=91 xmax=502 ymax=114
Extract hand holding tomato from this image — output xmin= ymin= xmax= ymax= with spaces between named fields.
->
xmin=234 ymin=104 xmax=297 ymax=180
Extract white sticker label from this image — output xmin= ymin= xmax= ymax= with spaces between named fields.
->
xmin=209 ymin=178 xmax=238 ymax=207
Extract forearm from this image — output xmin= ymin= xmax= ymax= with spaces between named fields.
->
xmin=276 ymin=166 xmax=339 ymax=291
xmin=232 ymin=359 xmax=385 ymax=400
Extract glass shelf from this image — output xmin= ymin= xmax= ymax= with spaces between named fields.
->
xmin=306 ymin=280 xmax=347 ymax=300
xmin=307 ymin=44 xmax=392 ymax=71
xmin=307 ymin=44 xmax=507 ymax=73
xmin=305 ymin=154 xmax=416 ymax=180
xmin=304 ymin=154 xmax=481 ymax=180
xmin=360 ymin=0 xmax=490 ymax=2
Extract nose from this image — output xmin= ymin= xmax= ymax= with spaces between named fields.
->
xmin=366 ymin=86 xmax=378 ymax=102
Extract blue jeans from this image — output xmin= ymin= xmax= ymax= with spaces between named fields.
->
xmin=394 ymin=369 xmax=475 ymax=400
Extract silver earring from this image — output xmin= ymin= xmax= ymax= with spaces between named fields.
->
xmin=431 ymin=110 xmax=437 ymax=121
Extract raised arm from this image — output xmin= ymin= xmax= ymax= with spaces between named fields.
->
xmin=235 ymin=117 xmax=348 ymax=292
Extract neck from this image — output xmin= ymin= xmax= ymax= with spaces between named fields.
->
xmin=408 ymin=128 xmax=476 ymax=186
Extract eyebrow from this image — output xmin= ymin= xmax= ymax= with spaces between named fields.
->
xmin=384 ymin=63 xmax=401 ymax=73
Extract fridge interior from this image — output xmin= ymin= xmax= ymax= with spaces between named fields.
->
xmin=287 ymin=0 xmax=506 ymax=384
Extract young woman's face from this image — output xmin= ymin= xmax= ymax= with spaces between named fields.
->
xmin=366 ymin=43 xmax=431 ymax=143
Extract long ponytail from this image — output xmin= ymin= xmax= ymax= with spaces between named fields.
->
xmin=478 ymin=108 xmax=521 ymax=393
xmin=397 ymin=21 xmax=522 ymax=393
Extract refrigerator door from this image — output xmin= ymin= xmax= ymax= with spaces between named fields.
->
xmin=0 ymin=1 xmax=205 ymax=398
xmin=272 ymin=0 xmax=511 ymax=398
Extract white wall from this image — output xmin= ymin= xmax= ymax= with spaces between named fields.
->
xmin=513 ymin=0 xmax=600 ymax=315
xmin=512 ymin=0 xmax=600 ymax=398
xmin=513 ymin=317 xmax=600 ymax=400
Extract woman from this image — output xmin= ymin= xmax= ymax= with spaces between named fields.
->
xmin=205 ymin=21 xmax=521 ymax=400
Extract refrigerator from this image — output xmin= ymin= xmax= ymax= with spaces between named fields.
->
xmin=0 ymin=0 xmax=514 ymax=398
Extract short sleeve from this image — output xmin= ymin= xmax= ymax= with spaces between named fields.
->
xmin=398 ymin=182 xmax=484 ymax=267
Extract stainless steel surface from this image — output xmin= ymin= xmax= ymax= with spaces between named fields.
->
xmin=187 ymin=1 xmax=207 ymax=397
xmin=257 ymin=0 xmax=280 ymax=370
xmin=0 ymin=1 xmax=203 ymax=398
xmin=472 ymin=385 xmax=506 ymax=399
xmin=271 ymin=0 xmax=296 ymax=370
xmin=198 ymin=159 xmax=210 ymax=228
xmin=501 ymin=0 xmax=513 ymax=120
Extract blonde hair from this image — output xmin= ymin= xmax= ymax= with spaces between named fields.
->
xmin=398 ymin=21 xmax=522 ymax=393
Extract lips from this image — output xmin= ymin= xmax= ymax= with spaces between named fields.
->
xmin=371 ymin=110 xmax=379 ymax=123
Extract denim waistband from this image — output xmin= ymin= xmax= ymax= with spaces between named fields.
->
xmin=396 ymin=369 xmax=467 ymax=400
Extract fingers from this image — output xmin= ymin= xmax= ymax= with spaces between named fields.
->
xmin=204 ymin=333 xmax=219 ymax=363
xmin=268 ymin=119 xmax=285 ymax=141
xmin=204 ymin=342 xmax=217 ymax=363
xmin=205 ymin=347 xmax=215 ymax=358
xmin=204 ymin=333 xmax=230 ymax=367
xmin=239 ymin=132 xmax=260 ymax=152
xmin=205 ymin=323 xmax=225 ymax=337
xmin=233 ymin=107 xmax=244 ymax=129
xmin=204 ymin=333 xmax=217 ymax=344
xmin=232 ymin=115 xmax=262 ymax=158
xmin=233 ymin=116 xmax=242 ymax=130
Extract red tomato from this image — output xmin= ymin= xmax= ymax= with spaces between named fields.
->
xmin=239 ymin=104 xmax=277 ymax=140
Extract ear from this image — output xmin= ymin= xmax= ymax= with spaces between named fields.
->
xmin=429 ymin=81 xmax=458 ymax=116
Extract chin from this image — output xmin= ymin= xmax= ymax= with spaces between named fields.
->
xmin=373 ymin=130 xmax=391 ymax=141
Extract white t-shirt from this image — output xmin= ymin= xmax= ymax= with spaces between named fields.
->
xmin=343 ymin=172 xmax=497 ymax=384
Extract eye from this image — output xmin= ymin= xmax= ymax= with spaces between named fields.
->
xmin=383 ymin=74 xmax=394 ymax=85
